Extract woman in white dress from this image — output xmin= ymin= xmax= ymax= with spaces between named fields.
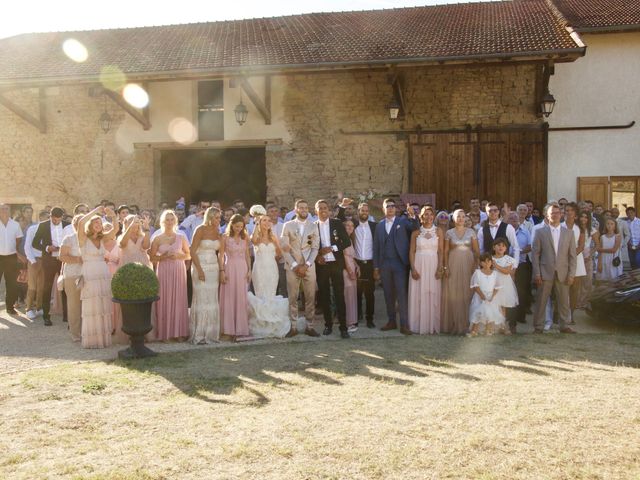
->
xmin=189 ymin=207 xmax=222 ymax=344
xmin=562 ymin=202 xmax=586 ymax=323
xmin=596 ymin=218 xmax=623 ymax=282
xmin=247 ymin=209 xmax=290 ymax=338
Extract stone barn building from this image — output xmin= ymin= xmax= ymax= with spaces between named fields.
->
xmin=0 ymin=0 xmax=586 ymax=213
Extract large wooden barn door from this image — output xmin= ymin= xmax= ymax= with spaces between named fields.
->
xmin=410 ymin=128 xmax=546 ymax=210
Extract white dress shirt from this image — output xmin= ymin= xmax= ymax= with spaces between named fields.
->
xmin=385 ymin=217 xmax=395 ymax=235
xmin=24 ymin=223 xmax=41 ymax=264
xmin=179 ymin=214 xmax=204 ymax=242
xmin=549 ymin=224 xmax=561 ymax=256
xmin=0 ymin=218 xmax=23 ymax=255
xmin=477 ymin=219 xmax=520 ymax=260
xmin=50 ymin=222 xmax=64 ymax=258
xmin=63 ymin=223 xmax=75 ymax=238
xmin=318 ymin=219 xmax=336 ymax=262
xmin=354 ymin=220 xmax=373 ymax=260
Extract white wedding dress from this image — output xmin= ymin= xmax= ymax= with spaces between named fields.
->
xmin=248 ymin=242 xmax=291 ymax=338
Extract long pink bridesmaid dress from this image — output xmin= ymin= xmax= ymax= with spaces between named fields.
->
xmin=104 ymin=241 xmax=127 ymax=343
xmin=220 ymin=236 xmax=250 ymax=337
xmin=154 ymin=235 xmax=189 ymax=340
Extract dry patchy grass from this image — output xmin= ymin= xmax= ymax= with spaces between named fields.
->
xmin=1 ymin=334 xmax=640 ymax=479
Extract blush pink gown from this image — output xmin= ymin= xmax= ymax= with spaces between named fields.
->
xmin=342 ymin=246 xmax=358 ymax=328
xmin=154 ymin=235 xmax=189 ymax=340
xmin=408 ymin=228 xmax=441 ymax=334
xmin=220 ymin=236 xmax=250 ymax=337
xmin=104 ymin=242 xmax=127 ymax=343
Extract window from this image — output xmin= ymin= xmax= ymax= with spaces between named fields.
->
xmin=198 ymin=80 xmax=224 ymax=141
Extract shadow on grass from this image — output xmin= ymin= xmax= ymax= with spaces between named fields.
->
xmin=116 ymin=333 xmax=640 ymax=406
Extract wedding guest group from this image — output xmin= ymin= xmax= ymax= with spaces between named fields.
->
xmin=1 ymin=191 xmax=635 ymax=349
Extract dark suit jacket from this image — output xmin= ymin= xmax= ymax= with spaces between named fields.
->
xmin=315 ymin=218 xmax=351 ymax=265
xmin=32 ymin=220 xmax=70 ymax=256
xmin=373 ymin=216 xmax=419 ymax=269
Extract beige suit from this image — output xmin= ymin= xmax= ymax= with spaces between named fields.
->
xmin=280 ymin=219 xmax=320 ymax=328
xmin=531 ymin=225 xmax=577 ymax=330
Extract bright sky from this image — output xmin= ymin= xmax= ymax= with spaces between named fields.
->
xmin=1 ymin=0 xmax=489 ymax=39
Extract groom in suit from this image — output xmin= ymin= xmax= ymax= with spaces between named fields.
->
xmin=531 ymin=202 xmax=577 ymax=334
xmin=32 ymin=206 xmax=70 ymax=326
xmin=280 ymin=199 xmax=320 ymax=337
xmin=373 ymin=198 xmax=419 ymax=335
xmin=315 ymin=199 xmax=352 ymax=339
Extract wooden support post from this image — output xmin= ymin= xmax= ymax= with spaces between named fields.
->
xmin=103 ymin=88 xmax=151 ymax=130
xmin=142 ymin=81 xmax=150 ymax=127
xmin=0 ymin=88 xmax=46 ymax=133
xmin=240 ymin=77 xmax=271 ymax=125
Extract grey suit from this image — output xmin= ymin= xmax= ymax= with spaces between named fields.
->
xmin=531 ymin=225 xmax=577 ymax=330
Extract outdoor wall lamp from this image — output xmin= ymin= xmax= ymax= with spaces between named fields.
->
xmin=541 ymin=92 xmax=556 ymax=117
xmin=234 ymin=92 xmax=248 ymax=126
xmin=99 ymin=93 xmax=112 ymax=133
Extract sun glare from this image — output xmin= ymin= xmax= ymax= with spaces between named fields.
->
xmin=123 ymin=83 xmax=149 ymax=109
xmin=168 ymin=117 xmax=197 ymax=145
xmin=62 ymin=38 xmax=88 ymax=63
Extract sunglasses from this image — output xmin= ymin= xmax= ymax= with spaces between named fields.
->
xmin=488 ymin=208 xmax=499 ymax=213
xmin=385 ymin=204 xmax=396 ymax=209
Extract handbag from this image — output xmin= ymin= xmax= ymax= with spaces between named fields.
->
xmin=612 ymin=256 xmax=621 ymax=267
xmin=17 ymin=269 xmax=28 ymax=284
xmin=56 ymin=275 xmax=65 ymax=292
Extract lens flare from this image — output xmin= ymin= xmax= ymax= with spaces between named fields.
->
xmin=62 ymin=38 xmax=88 ymax=63
xmin=123 ymin=84 xmax=149 ymax=109
xmin=100 ymin=65 xmax=127 ymax=92
xmin=168 ymin=118 xmax=197 ymax=145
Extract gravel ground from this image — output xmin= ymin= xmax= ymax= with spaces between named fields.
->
xmin=0 ymin=277 xmax=628 ymax=375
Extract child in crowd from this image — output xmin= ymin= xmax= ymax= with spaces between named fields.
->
xmin=468 ymin=252 xmax=503 ymax=336
xmin=491 ymin=237 xmax=519 ymax=335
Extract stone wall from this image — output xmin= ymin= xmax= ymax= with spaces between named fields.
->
xmin=0 ymin=85 xmax=154 ymax=213
xmin=0 ymin=63 xmax=539 ymax=212
xmin=269 ymin=63 xmax=540 ymax=206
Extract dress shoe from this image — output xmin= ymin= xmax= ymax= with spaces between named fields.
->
xmin=62 ymin=317 xmax=68 ymax=323
xmin=285 ymin=328 xmax=298 ymax=338
xmin=347 ymin=325 xmax=358 ymax=334
xmin=340 ymin=331 xmax=350 ymax=339
xmin=366 ymin=321 xmax=376 ymax=329
xmin=322 ymin=327 xmax=332 ymax=336
xmin=44 ymin=317 xmax=52 ymax=326
xmin=380 ymin=322 xmax=397 ymax=331
xmin=6 ymin=308 xmax=18 ymax=315
xmin=26 ymin=310 xmax=37 ymax=320
xmin=304 ymin=327 xmax=319 ymax=337
xmin=517 ymin=318 xmax=527 ymax=324
xmin=560 ymin=327 xmax=577 ymax=334
xmin=399 ymin=326 xmax=413 ymax=335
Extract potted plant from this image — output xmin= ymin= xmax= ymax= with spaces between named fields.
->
xmin=111 ymin=262 xmax=160 ymax=359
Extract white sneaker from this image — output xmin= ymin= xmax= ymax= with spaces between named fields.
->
xmin=543 ymin=324 xmax=551 ymax=332
xmin=347 ymin=325 xmax=358 ymax=334
xmin=36 ymin=309 xmax=44 ymax=317
xmin=26 ymin=310 xmax=37 ymax=320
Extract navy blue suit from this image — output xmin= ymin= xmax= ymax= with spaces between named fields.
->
xmin=373 ymin=216 xmax=419 ymax=327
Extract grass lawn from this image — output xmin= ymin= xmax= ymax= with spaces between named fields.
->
xmin=2 ymin=333 xmax=640 ymax=479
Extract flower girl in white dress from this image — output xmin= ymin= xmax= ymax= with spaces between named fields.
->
xmin=468 ymin=253 xmax=503 ymax=336
xmin=491 ymin=237 xmax=519 ymax=335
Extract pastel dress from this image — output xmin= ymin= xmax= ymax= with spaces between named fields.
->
xmin=596 ymin=233 xmax=623 ymax=281
xmin=469 ymin=269 xmax=504 ymax=326
xmin=120 ymin=234 xmax=152 ymax=268
xmin=342 ymin=245 xmax=359 ymax=328
xmin=154 ymin=235 xmax=189 ymax=340
xmin=189 ymin=239 xmax=221 ymax=344
xmin=80 ymin=240 xmax=113 ymax=348
xmin=220 ymin=236 xmax=250 ymax=337
xmin=493 ymin=255 xmax=519 ymax=309
xmin=105 ymin=242 xmax=127 ymax=343
xmin=247 ymin=242 xmax=290 ymax=338
xmin=408 ymin=226 xmax=441 ymax=334
xmin=443 ymin=228 xmax=477 ymax=334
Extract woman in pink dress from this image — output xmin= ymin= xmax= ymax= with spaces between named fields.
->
xmin=119 ymin=214 xmax=152 ymax=268
xmin=104 ymin=234 xmax=126 ymax=343
xmin=408 ymin=206 xmax=443 ymax=334
xmin=342 ymin=219 xmax=359 ymax=333
xmin=219 ymin=214 xmax=251 ymax=340
xmin=77 ymin=205 xmax=117 ymax=349
xmin=149 ymin=210 xmax=191 ymax=341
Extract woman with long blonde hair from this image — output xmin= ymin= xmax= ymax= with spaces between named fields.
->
xmin=150 ymin=209 xmax=191 ymax=341
xmin=189 ymin=207 xmax=222 ymax=344
xmin=77 ymin=205 xmax=117 ymax=348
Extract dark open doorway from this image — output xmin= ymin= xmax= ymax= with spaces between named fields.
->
xmin=160 ymin=147 xmax=266 ymax=207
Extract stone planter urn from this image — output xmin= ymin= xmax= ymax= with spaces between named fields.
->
xmin=111 ymin=262 xmax=159 ymax=359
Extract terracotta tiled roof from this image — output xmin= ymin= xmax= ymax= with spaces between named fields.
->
xmin=552 ymin=0 xmax=640 ymax=31
xmin=0 ymin=0 xmax=584 ymax=84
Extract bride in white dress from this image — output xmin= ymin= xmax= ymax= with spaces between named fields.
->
xmin=248 ymin=211 xmax=291 ymax=338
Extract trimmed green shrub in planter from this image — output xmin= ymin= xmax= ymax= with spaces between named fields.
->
xmin=111 ymin=263 xmax=160 ymax=359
